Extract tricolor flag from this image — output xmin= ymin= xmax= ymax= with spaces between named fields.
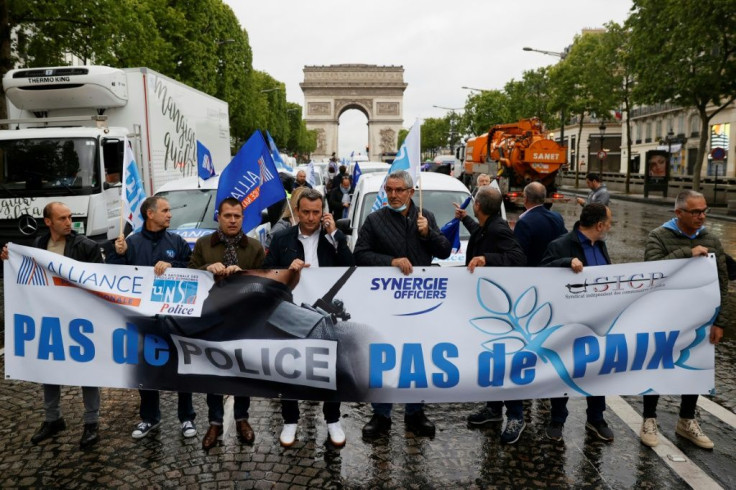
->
xmin=216 ymin=131 xmax=286 ymax=233
xmin=122 ymin=138 xmax=146 ymax=233
xmin=197 ymin=140 xmax=216 ymax=181
xmin=371 ymin=121 xmax=421 ymax=212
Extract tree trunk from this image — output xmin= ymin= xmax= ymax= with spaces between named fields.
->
xmin=692 ymin=107 xmax=711 ymax=191
xmin=574 ymin=112 xmax=585 ymax=188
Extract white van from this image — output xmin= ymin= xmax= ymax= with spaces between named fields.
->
xmin=154 ymin=175 xmax=271 ymax=250
xmin=338 ymin=172 xmax=505 ymax=266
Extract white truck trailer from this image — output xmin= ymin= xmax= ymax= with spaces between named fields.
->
xmin=0 ymin=65 xmax=230 ymax=246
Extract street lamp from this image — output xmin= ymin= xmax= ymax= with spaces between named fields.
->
xmin=461 ymin=86 xmax=488 ymax=93
xmin=522 ymin=46 xmax=568 ymax=168
xmin=598 ymin=121 xmax=607 ymax=176
xmin=215 ymin=39 xmax=235 ymax=45
xmin=260 ymin=87 xmax=282 ymax=94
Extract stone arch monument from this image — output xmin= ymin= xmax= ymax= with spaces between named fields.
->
xmin=300 ymin=64 xmax=407 ymax=161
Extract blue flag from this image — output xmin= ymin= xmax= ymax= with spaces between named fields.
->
xmin=122 ymin=138 xmax=146 ymax=233
xmin=265 ymin=131 xmax=293 ymax=172
xmin=352 ymin=162 xmax=362 ymax=187
xmin=371 ymin=121 xmax=421 ymax=212
xmin=440 ymin=196 xmax=472 ymax=254
xmin=306 ymin=161 xmax=316 ymax=186
xmin=197 ymin=140 xmax=215 ymax=181
xmin=216 ymin=131 xmax=287 ymax=234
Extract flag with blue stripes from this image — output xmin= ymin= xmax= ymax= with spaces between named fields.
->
xmin=371 ymin=121 xmax=421 ymax=212
xmin=197 ymin=140 xmax=216 ymax=181
xmin=16 ymin=256 xmax=48 ymax=285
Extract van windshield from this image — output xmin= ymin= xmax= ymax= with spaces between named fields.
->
xmin=359 ymin=190 xmax=477 ymax=240
xmin=0 ymin=138 xmax=100 ymax=197
xmin=156 ymin=189 xmax=218 ymax=230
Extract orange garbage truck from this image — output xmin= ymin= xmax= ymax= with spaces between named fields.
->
xmin=461 ymin=117 xmax=567 ymax=205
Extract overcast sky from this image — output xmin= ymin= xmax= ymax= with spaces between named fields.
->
xmin=226 ymin=0 xmax=633 ymax=156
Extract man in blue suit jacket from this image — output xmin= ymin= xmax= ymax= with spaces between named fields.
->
xmin=513 ymin=182 xmax=567 ymax=266
xmin=263 ymin=188 xmax=354 ymax=447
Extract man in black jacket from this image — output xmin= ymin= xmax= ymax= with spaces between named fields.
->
xmin=540 ymin=203 xmax=614 ymax=443
xmin=2 ymin=202 xmax=103 ymax=449
xmin=354 ymin=170 xmax=452 ymax=439
xmin=108 ymin=196 xmax=196 ymax=440
xmin=463 ymin=186 xmax=528 ymax=444
xmin=264 ymin=188 xmax=354 ymax=447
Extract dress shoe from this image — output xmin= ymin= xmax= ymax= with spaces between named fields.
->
xmin=236 ymin=419 xmax=255 ymax=444
xmin=79 ymin=423 xmax=100 ymax=449
xmin=202 ymin=424 xmax=223 ymax=450
xmin=31 ymin=418 xmax=66 ymax=444
xmin=362 ymin=414 xmax=391 ymax=439
xmin=405 ymin=410 xmax=436 ymax=438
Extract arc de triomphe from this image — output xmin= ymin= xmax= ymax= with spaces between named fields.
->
xmin=300 ymin=64 xmax=407 ymax=161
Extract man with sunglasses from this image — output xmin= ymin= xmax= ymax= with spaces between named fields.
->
xmin=640 ymin=190 xmax=730 ymax=449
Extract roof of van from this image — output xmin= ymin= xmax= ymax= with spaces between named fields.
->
xmin=356 ymin=171 xmax=468 ymax=192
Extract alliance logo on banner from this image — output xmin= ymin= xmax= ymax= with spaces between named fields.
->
xmin=3 ymin=243 xmax=719 ymax=403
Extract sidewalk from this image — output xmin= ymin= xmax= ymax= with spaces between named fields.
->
xmin=560 ymin=185 xmax=736 ymax=223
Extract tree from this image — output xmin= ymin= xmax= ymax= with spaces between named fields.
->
xmin=420 ymin=117 xmax=449 ymax=156
xmin=397 ymin=128 xmax=409 ymax=148
xmin=505 ymin=67 xmax=556 ymax=124
xmin=461 ymin=90 xmax=510 ymax=136
xmin=628 ymin=0 xmax=736 ymax=191
xmin=549 ymin=30 xmax=619 ymax=186
xmin=602 ymin=21 xmax=636 ymax=193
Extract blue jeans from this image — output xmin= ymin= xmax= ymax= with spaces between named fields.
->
xmin=372 ymin=402 xmax=424 ymax=417
xmin=139 ymin=390 xmax=195 ymax=424
xmin=550 ymin=396 xmax=606 ymax=424
xmin=207 ymin=395 xmax=250 ymax=424
xmin=488 ymin=400 xmax=524 ymax=420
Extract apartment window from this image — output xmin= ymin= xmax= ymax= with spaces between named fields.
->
xmin=645 ymin=122 xmax=652 ymax=143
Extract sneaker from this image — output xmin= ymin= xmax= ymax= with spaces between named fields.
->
xmin=467 ymin=406 xmax=503 ymax=426
xmin=586 ymin=419 xmax=614 ymax=442
xmin=404 ymin=410 xmax=436 ymax=438
xmin=181 ymin=420 xmax=197 ymax=438
xmin=279 ymin=423 xmax=298 ymax=447
xmin=131 ymin=421 xmax=160 ymax=439
xmin=30 ymin=418 xmax=66 ymax=444
xmin=545 ymin=421 xmax=564 ymax=441
xmin=327 ymin=421 xmax=346 ymax=447
xmin=640 ymin=418 xmax=659 ymax=447
xmin=676 ymin=418 xmax=714 ymax=449
xmin=500 ymin=418 xmax=526 ymax=444
xmin=362 ymin=414 xmax=392 ymax=439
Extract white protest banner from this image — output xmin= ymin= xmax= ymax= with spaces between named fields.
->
xmin=4 ymin=243 xmax=719 ymax=403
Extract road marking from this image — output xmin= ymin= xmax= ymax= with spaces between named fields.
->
xmin=697 ymin=397 xmax=736 ymax=428
xmin=607 ymin=395 xmax=722 ymax=490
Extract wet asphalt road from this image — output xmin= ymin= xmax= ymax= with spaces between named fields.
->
xmin=1 ymin=194 xmax=735 ymax=488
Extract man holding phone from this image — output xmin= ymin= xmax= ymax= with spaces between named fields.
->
xmin=263 ymin=188 xmax=354 ymax=447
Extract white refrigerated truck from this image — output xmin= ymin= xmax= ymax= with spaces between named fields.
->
xmin=0 ymin=65 xmax=230 ymax=245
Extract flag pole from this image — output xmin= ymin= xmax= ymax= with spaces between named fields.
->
xmin=418 ymin=172 xmax=423 ymax=215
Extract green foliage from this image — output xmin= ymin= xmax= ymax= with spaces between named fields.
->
xmin=397 ymin=128 xmax=409 ymax=148
xmin=2 ymin=0 xmax=304 ymax=156
xmin=505 ymin=67 xmax=556 ymax=124
xmin=462 ymin=90 xmax=510 ymax=136
xmin=421 ymin=117 xmax=449 ymax=153
xmin=628 ymin=0 xmax=736 ymax=189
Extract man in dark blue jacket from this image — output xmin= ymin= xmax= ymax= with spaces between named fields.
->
xmin=2 ymin=202 xmax=103 ymax=449
xmin=264 ymin=188 xmax=354 ymax=447
xmin=514 ymin=182 xmax=567 ymax=267
xmin=540 ymin=203 xmax=614 ymax=443
xmin=354 ymin=170 xmax=452 ymax=439
xmin=109 ymin=196 xmax=196 ymax=440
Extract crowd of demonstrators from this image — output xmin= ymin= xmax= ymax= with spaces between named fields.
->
xmin=107 ymin=196 xmax=198 ymax=440
xmin=265 ymin=187 xmax=308 ymax=248
xmin=354 ymin=170 xmax=452 ymax=439
xmin=328 ymin=175 xmax=352 ymax=218
xmin=293 ymin=169 xmax=312 ymax=190
xmin=264 ymin=188 xmax=353 ymax=447
xmin=3 ymin=173 xmax=728 ymax=453
xmin=188 ymin=197 xmax=265 ymax=450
